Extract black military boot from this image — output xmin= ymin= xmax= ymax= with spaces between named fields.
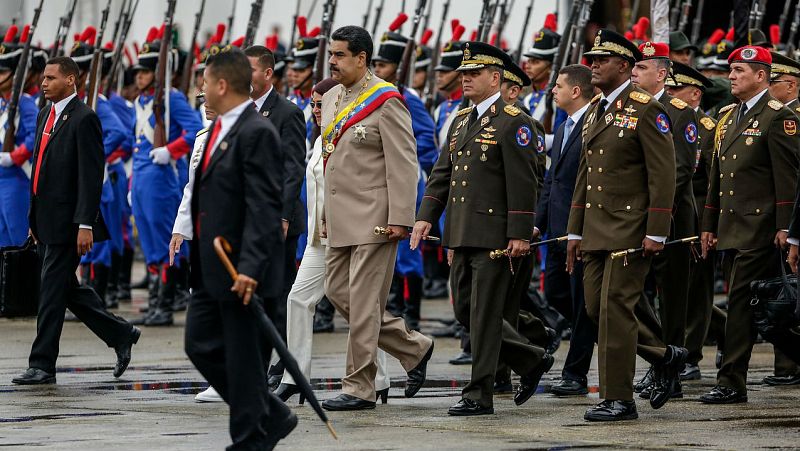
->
xmin=91 ymin=263 xmax=111 ymax=305
xmin=404 ymin=275 xmax=423 ymax=331
xmin=105 ymin=252 xmax=122 ymax=308
xmin=117 ymin=247 xmax=134 ymax=302
xmin=387 ymin=274 xmax=405 ymax=318
xmin=313 ymin=296 xmax=335 ymax=333
xmin=172 ymin=260 xmax=190 ymax=312
xmin=146 ymin=265 xmax=176 ymax=326
xmin=131 ymin=265 xmax=160 ymax=325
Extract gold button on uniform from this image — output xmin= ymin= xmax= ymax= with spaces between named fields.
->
xmin=729 ymin=190 xmax=734 ymax=195
xmin=719 ymin=191 xmax=723 ymax=196
xmin=464 ymin=165 xmax=469 ymax=171
xmin=586 ymin=203 xmax=591 ymax=208
xmin=488 ymin=209 xmax=493 ymax=213
xmin=452 ymin=181 xmax=456 ymax=186
xmin=460 ymin=197 xmax=465 ymax=202
xmin=588 ymin=150 xmax=593 ymax=155
xmin=455 ymin=165 xmax=459 ymax=171
xmin=462 ymin=181 xmax=467 ymax=186
xmin=587 ymin=185 xmax=592 ymax=190
xmin=597 ymin=186 xmax=603 ymax=192
xmin=599 ymin=149 xmax=604 ymax=155
xmin=588 ymin=167 xmax=592 ymax=173
xmin=598 ymin=168 xmax=603 ymax=173
xmin=729 ymin=209 xmax=734 ymax=213
xmin=730 ymin=172 xmax=734 ymax=178
xmin=732 ymin=154 xmax=737 ymax=159
xmin=721 ymin=156 xmax=726 ymax=161
xmin=626 ymin=205 xmax=631 ymax=210
xmin=756 ymin=208 xmax=761 ymax=214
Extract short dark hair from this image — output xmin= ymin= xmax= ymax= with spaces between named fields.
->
xmin=206 ymin=49 xmax=252 ymax=95
xmin=653 ymin=58 xmax=671 ymax=71
xmin=746 ymin=62 xmax=771 ymax=79
xmin=331 ymin=26 xmax=373 ymax=65
xmin=46 ymin=56 xmax=79 ymax=77
xmin=559 ymin=64 xmax=593 ymax=100
xmin=243 ymin=45 xmax=275 ymax=70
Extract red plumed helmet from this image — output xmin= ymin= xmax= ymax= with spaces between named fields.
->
xmin=145 ymin=26 xmax=159 ymax=43
xmin=389 ymin=13 xmax=408 ymax=32
xmin=157 ymin=24 xmax=165 ymax=40
xmin=421 ymin=29 xmax=433 ymax=45
xmin=212 ymin=23 xmax=226 ymax=45
xmin=296 ymin=16 xmax=308 ymax=38
xmin=635 ymin=17 xmax=650 ymax=40
xmin=81 ymin=26 xmax=97 ymax=46
xmin=452 ymin=24 xmax=465 ymax=41
xmin=470 ymin=29 xmax=478 ymax=41
xmin=265 ymin=35 xmax=278 ymax=50
xmin=451 ymin=19 xmax=460 ymax=33
xmin=308 ymin=26 xmax=321 ymax=37
xmin=19 ymin=24 xmax=30 ymax=43
xmin=770 ymin=24 xmax=781 ymax=45
xmin=708 ymin=28 xmax=725 ymax=44
xmin=624 ymin=30 xmax=634 ymax=41
xmin=544 ymin=14 xmax=557 ymax=32
xmin=3 ymin=25 xmax=18 ymax=44
xmin=725 ymin=27 xmax=734 ymax=42
xmin=231 ymin=36 xmax=245 ymax=48
xmin=104 ymin=41 xmax=114 ymax=50
xmin=489 ymin=32 xmax=498 ymax=46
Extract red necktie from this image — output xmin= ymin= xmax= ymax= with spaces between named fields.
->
xmin=201 ymin=119 xmax=223 ymax=172
xmin=32 ymin=105 xmax=56 ymax=195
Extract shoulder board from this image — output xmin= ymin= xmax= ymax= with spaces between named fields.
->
xmin=504 ymin=104 xmax=521 ymax=116
xmin=795 ymin=106 xmax=800 ymax=114
xmin=630 ymin=91 xmax=651 ymax=103
xmin=196 ymin=128 xmax=209 ymax=137
xmin=591 ymin=93 xmax=602 ymax=104
xmin=670 ymin=97 xmax=688 ymax=110
xmin=455 ymin=106 xmax=474 ymax=117
xmin=768 ymin=99 xmax=784 ymax=111
xmin=718 ymin=103 xmax=737 ymax=114
xmin=699 ymin=116 xmax=716 ymax=131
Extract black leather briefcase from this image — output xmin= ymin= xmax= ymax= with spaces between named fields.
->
xmin=750 ymin=253 xmax=800 ymax=364
xmin=0 ymin=237 xmax=40 ymax=317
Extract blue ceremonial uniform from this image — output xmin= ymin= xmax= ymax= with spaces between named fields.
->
xmin=289 ymin=92 xmax=314 ymax=155
xmin=108 ymin=93 xmax=135 ymax=249
xmin=132 ymin=88 xmax=201 ymax=266
xmin=434 ymin=93 xmax=464 ymax=150
xmin=0 ymin=93 xmax=37 ymax=247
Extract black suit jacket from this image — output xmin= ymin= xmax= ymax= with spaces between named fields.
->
xmin=29 ymin=96 xmax=109 ymax=245
xmin=258 ymin=89 xmax=307 ymax=238
xmin=535 ymin=112 xmax=584 ymax=238
xmin=191 ymin=106 xmax=285 ymax=300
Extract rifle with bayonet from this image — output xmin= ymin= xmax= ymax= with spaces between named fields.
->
xmin=669 ymin=0 xmax=681 ymax=29
xmin=244 ymin=0 xmax=265 ymax=48
xmin=543 ymin=0 xmax=581 ymax=133
xmin=476 ymin=0 xmax=494 ymax=42
xmin=107 ymin=0 xmax=130 ymax=60
xmin=153 ymin=0 xmax=178 ymax=149
xmin=495 ymin=0 xmax=512 ymax=48
xmin=397 ymin=0 xmax=428 ymax=93
xmin=749 ymin=0 xmax=767 ymax=31
xmin=313 ymin=0 xmax=338 ymax=86
xmin=787 ymin=0 xmax=800 ymax=56
xmin=86 ymin=0 xmax=112 ymax=111
xmin=779 ymin=0 xmax=792 ymax=33
xmin=569 ymin=0 xmax=594 ymax=64
xmin=180 ymin=0 xmax=205 ymax=101
xmin=291 ymin=0 xmax=302 ymax=47
xmin=513 ymin=0 xmax=534 ymax=64
xmin=371 ymin=0 xmax=386 ymax=37
xmin=50 ymin=0 xmax=78 ymax=58
xmin=424 ymin=0 xmax=449 ymax=110
xmin=3 ymin=0 xmax=43 ymax=156
xmin=104 ymin=0 xmax=139 ymax=98
xmin=421 ymin=0 xmax=433 ymax=35
xmin=227 ymin=0 xmax=237 ymax=44
xmin=677 ymin=0 xmax=692 ymax=32
xmin=363 ymin=0 xmax=374 ymax=28
xmin=690 ymin=0 xmax=705 ymax=43
xmin=626 ymin=0 xmax=641 ymax=30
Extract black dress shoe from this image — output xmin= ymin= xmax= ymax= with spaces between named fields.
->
xmin=649 ymin=345 xmax=688 ymax=409
xmin=313 ymin=320 xmax=334 ymax=333
xmin=634 ymin=366 xmax=654 ymax=393
xmin=12 ymin=368 xmax=56 ymax=385
xmin=274 ymin=383 xmax=305 ymax=404
xmin=144 ymin=309 xmax=173 ymax=326
xmin=639 ymin=379 xmax=683 ymax=400
xmin=447 ymin=398 xmax=494 ymax=416
xmin=114 ymin=327 xmax=141 ymax=378
xmin=699 ymin=385 xmax=748 ymax=404
xmin=544 ymin=327 xmax=561 ymax=355
xmin=448 ymin=351 xmax=472 ymax=365
xmin=263 ymin=413 xmax=298 ymax=450
xmin=514 ymin=353 xmax=554 ymax=406
xmin=763 ymin=374 xmax=800 ymax=386
xmin=680 ymin=363 xmax=701 ymax=381
xmin=715 ymin=349 xmax=723 ymax=369
xmin=405 ymin=342 xmax=434 ymax=398
xmin=322 ymin=394 xmax=376 ymax=411
xmin=267 ymin=374 xmax=282 ymax=392
xmin=584 ymin=399 xmax=638 ymax=422
xmin=494 ymin=380 xmax=513 ymax=394
xmin=550 ymin=379 xmax=589 ymax=396
xmin=431 ymin=322 xmax=459 ymax=338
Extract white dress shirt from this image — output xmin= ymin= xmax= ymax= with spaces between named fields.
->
xmin=475 ymin=91 xmax=502 ymax=119
xmin=253 ymin=86 xmax=274 ymax=112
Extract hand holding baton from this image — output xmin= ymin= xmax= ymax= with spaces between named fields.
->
xmin=489 ymin=235 xmax=568 ymax=259
xmin=374 ymin=226 xmax=440 ymax=241
xmin=610 ymin=236 xmax=699 ymax=265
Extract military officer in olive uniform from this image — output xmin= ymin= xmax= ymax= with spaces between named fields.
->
xmin=631 ymin=41 xmax=700 ymax=399
xmin=701 ymin=46 xmax=800 ymax=404
xmin=566 ymin=30 xmax=687 ymax=422
xmin=412 ymin=42 xmax=553 ymax=417
xmin=761 ymin=51 xmax=800 ymax=386
xmin=665 ymin=61 xmax=727 ymax=381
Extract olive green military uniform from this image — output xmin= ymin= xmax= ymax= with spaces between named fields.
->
xmin=418 ymin=97 xmax=547 ymax=408
xmin=566 ymin=81 xmax=674 ymax=401
xmin=685 ymin=110 xmax=727 ymax=366
xmin=703 ymin=93 xmax=800 ymax=393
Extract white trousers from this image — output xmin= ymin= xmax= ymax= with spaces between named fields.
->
xmin=281 ymin=243 xmax=390 ymax=390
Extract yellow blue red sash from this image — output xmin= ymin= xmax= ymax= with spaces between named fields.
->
xmin=322 ymin=82 xmax=405 ymax=150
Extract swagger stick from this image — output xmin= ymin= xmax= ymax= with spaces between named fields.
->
xmin=489 ymin=235 xmax=568 ymax=259
xmin=610 ymin=236 xmax=699 ymax=262
xmin=374 ymin=226 xmax=440 ymax=241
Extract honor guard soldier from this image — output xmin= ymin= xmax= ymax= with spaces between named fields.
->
xmin=288 ymin=17 xmax=318 ymax=150
xmin=700 ymin=46 xmax=800 ymax=404
xmin=432 ymin=21 xmax=466 ymax=149
xmin=665 ymin=61 xmax=727 ymax=381
xmin=501 ymin=56 xmax=546 ymax=187
xmin=668 ymin=31 xmax=697 ymax=65
xmin=413 ymin=41 xmax=553 ymax=417
xmin=522 ymin=14 xmax=567 ymax=131
xmin=631 ymin=41 xmax=699 ymax=400
xmin=761 ymin=51 xmax=800 ymax=386
xmin=193 ymin=24 xmax=227 ymax=127
xmin=566 ymin=29 xmax=687 ymax=421
xmin=70 ymin=27 xmax=130 ymax=303
xmin=0 ymin=25 xmax=38 ymax=247
xmin=412 ymin=30 xmax=434 ymax=93
xmin=130 ymin=26 xmax=202 ymax=326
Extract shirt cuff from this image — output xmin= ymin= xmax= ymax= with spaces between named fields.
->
xmin=567 ymin=234 xmax=582 ymax=240
xmin=79 ymin=224 xmax=92 ymax=230
xmin=646 ymin=235 xmax=667 ymax=243
xmin=788 ymin=237 xmax=799 ymax=246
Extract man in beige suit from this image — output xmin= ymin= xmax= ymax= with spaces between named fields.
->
xmin=320 ymin=26 xmax=434 ymax=411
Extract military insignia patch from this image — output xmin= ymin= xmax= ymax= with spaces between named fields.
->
xmin=481 ymin=116 xmax=490 ymax=126
xmin=684 ymin=123 xmax=697 ymax=143
xmin=670 ymin=97 xmax=687 ymax=109
xmin=785 ymin=120 xmax=797 ymax=135
xmin=630 ymin=91 xmax=651 ymax=103
xmin=516 ymin=125 xmax=532 ymax=147
xmin=656 ymin=113 xmax=670 ymax=133
xmin=537 ymin=135 xmax=545 ymax=153
xmin=503 ymin=104 xmax=521 ymax=116
xmin=614 ymin=113 xmax=638 ymax=129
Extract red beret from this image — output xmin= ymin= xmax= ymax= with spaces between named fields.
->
xmin=638 ymin=41 xmax=670 ymax=59
xmin=728 ymin=45 xmax=772 ymax=66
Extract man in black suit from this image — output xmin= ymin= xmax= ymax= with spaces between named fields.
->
xmin=243 ymin=45 xmax=307 ymax=389
xmin=184 ymin=49 xmax=295 ymax=449
xmin=534 ymin=64 xmax=597 ymax=396
xmin=12 ymin=57 xmax=139 ymax=385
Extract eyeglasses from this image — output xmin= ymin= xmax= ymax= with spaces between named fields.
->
xmin=770 ymin=79 xmax=793 ymax=85
xmin=310 ymin=101 xmax=323 ymax=108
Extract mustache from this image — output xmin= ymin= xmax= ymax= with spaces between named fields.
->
xmin=329 ymin=65 xmax=339 ymax=72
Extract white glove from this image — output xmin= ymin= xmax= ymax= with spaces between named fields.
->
xmin=149 ymin=146 xmax=171 ymax=165
xmin=0 ymin=153 xmax=13 ymax=167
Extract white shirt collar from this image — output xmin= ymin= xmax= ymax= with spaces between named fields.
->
xmin=211 ymin=99 xmax=253 ymax=151
xmin=601 ymin=79 xmax=631 ymax=107
xmin=475 ymin=91 xmax=502 ymax=118
xmin=654 ymin=88 xmax=666 ymax=102
xmin=569 ymin=102 xmax=591 ymax=125
xmin=743 ymin=88 xmax=769 ymax=111
xmin=253 ymin=86 xmax=274 ymax=111
xmin=53 ymin=92 xmax=77 ymax=119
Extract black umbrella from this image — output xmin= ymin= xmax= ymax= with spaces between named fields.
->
xmin=213 ymin=237 xmax=338 ymax=440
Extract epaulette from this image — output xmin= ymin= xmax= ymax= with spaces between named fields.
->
xmin=591 ymin=93 xmax=602 ymax=104
xmin=503 ymin=104 xmax=521 ymax=116
xmin=718 ymin=103 xmax=736 ymax=114
xmin=670 ymin=97 xmax=688 ymax=110
xmin=795 ymin=106 xmax=800 ymax=114
xmin=196 ymin=128 xmax=209 ymax=137
xmin=455 ymin=106 xmax=474 ymax=117
xmin=630 ymin=91 xmax=651 ymax=103
xmin=699 ymin=116 xmax=716 ymax=131
xmin=768 ymin=99 xmax=784 ymax=111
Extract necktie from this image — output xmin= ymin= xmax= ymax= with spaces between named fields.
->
xmin=32 ymin=105 xmax=56 ymax=195
xmin=201 ymin=119 xmax=223 ymax=172
xmin=737 ymin=103 xmax=748 ymax=125
xmin=560 ymin=117 xmax=574 ymax=155
xmin=597 ymin=99 xmax=608 ymax=121
xmin=468 ymin=107 xmax=479 ymax=128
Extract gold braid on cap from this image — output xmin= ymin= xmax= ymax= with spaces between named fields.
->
xmin=673 ymin=73 xmax=705 ymax=87
xmin=503 ymin=70 xmax=522 ymax=86
xmin=772 ymin=63 xmax=800 ymax=77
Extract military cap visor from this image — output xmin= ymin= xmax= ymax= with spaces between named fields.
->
xmin=584 ymin=29 xmax=642 ymax=62
xmin=770 ymin=51 xmax=800 ymax=79
xmin=666 ymin=61 xmax=712 ymax=89
xmin=456 ymin=41 xmax=506 ymax=72
xmin=668 ymin=31 xmax=698 ymax=52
